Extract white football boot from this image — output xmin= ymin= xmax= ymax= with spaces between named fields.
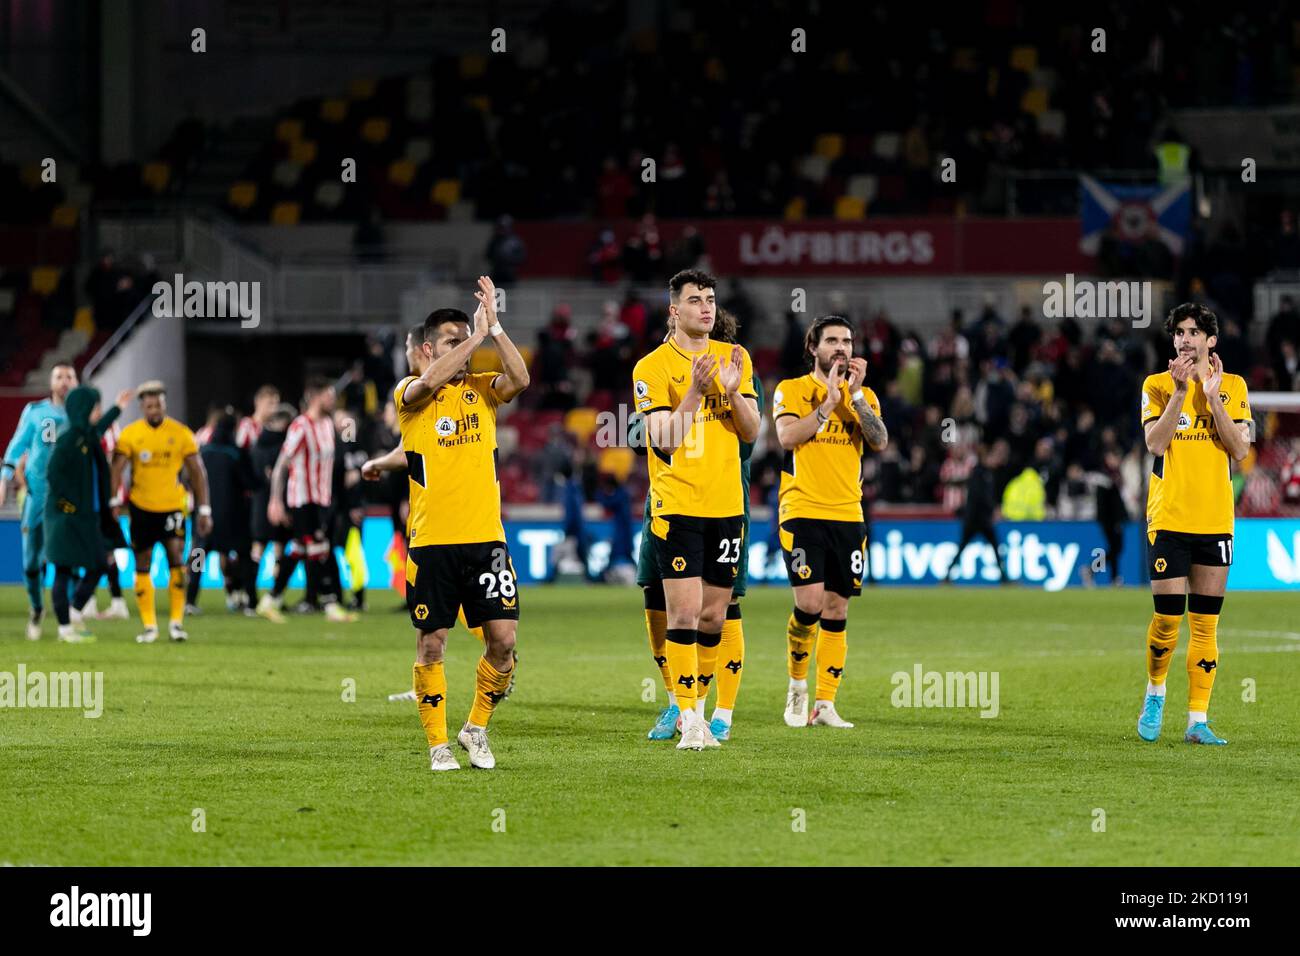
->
xmin=784 ymin=681 xmax=809 ymax=727
xmin=457 ymin=724 xmax=496 ymax=769
xmin=429 ymin=745 xmax=461 ymax=772
xmin=676 ymin=708 xmax=706 ymax=751
xmin=810 ymin=701 xmax=854 ymax=728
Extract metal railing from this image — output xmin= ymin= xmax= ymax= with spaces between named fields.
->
xmin=82 ymin=293 xmax=158 ymax=381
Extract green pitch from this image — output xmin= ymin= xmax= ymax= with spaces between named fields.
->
xmin=1 ymin=584 xmax=1297 ymax=866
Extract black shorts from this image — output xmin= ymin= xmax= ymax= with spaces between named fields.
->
xmin=290 ymin=504 xmax=329 ymax=542
xmin=1149 ymin=530 xmax=1233 ymax=580
xmin=780 ymin=517 xmax=867 ymax=597
xmin=128 ymin=503 xmax=186 ymax=553
xmin=406 ymin=541 xmax=521 ymax=632
xmin=650 ymin=514 xmax=744 ymax=589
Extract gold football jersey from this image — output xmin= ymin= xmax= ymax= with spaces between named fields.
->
xmin=773 ymin=374 xmax=878 ymax=522
xmin=631 ymin=338 xmax=757 ymax=519
xmin=1141 ymin=370 xmax=1251 ymax=535
xmin=395 ymin=372 xmax=506 ymax=545
xmin=115 ymin=417 xmax=198 ymax=512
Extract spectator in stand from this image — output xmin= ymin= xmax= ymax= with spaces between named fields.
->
xmin=596 ymin=156 xmax=633 ymax=219
xmin=942 ymin=440 xmax=1008 ymax=583
xmin=352 ymin=205 xmax=386 ymax=263
xmin=1007 ymin=305 xmax=1042 ymax=375
xmin=620 ymin=286 xmax=648 ymax=345
xmin=721 ymin=278 xmax=759 ymax=348
xmin=534 ymin=305 xmax=578 ymax=411
xmin=485 ymin=215 xmax=526 ymax=285
xmin=588 ymin=229 xmax=622 ymax=283
xmin=1266 ymin=296 xmax=1300 ymax=389
xmin=1271 ymin=209 xmax=1300 ymax=273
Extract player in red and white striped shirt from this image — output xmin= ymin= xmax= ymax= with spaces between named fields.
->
xmin=261 ymin=378 xmax=354 ymax=623
xmin=237 ymin=384 xmax=280 ymax=449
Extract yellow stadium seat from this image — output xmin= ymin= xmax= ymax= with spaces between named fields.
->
xmin=73 ymin=306 xmax=95 ymax=337
xmin=348 ymin=77 xmax=377 ymax=100
xmin=834 ymin=195 xmax=865 ymax=220
xmin=564 ymin=407 xmax=599 ymax=444
xmin=228 ymin=181 xmax=258 ymax=210
xmin=598 ymin=446 xmax=635 ymax=482
xmin=388 ymin=160 xmax=416 ymax=187
xmin=270 ymin=201 xmax=301 ymax=225
xmin=467 ymin=94 xmax=491 ymax=115
xmin=1010 ymin=46 xmax=1038 ymax=72
xmin=815 ymin=134 xmax=844 ymax=159
xmin=320 ymin=98 xmax=348 ymax=122
xmin=276 ymin=118 xmax=303 ymax=142
xmin=142 ymin=161 xmax=171 ymax=193
xmin=1020 ymin=87 xmax=1048 ymax=116
xmin=361 ymin=117 xmax=390 ymax=144
xmin=784 ymin=197 xmax=806 ymax=221
xmin=460 ymin=54 xmax=487 ymax=79
xmin=470 ymin=350 xmax=503 ymax=373
xmin=31 ymin=267 xmax=61 ymax=295
xmin=432 ymin=179 xmax=461 ymax=207
xmin=952 ymin=48 xmax=976 ymax=71
xmin=50 ymin=204 xmax=79 ymax=227
xmin=290 ymin=139 xmax=317 ymax=165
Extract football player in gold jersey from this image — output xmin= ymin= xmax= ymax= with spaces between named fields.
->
xmin=396 ymin=276 xmax=529 ymax=771
xmin=111 ymin=381 xmax=211 ymax=644
xmin=630 ymin=269 xmax=760 ymax=751
xmin=773 ymin=316 xmax=887 ymax=729
xmin=1137 ymin=303 xmax=1251 ymax=746
xmin=365 ymin=323 xmax=501 ymax=704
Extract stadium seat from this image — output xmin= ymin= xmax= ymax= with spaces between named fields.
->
xmin=563 ymin=407 xmax=599 ymax=444
xmin=1010 ymin=46 xmax=1038 ymax=72
xmin=314 ymin=181 xmax=344 ymax=210
xmin=228 ymin=181 xmax=258 ymax=210
xmin=270 ymin=201 xmax=301 ymax=225
xmin=834 ymin=195 xmax=867 ymax=220
xmin=784 ymin=197 xmax=806 ymax=220
xmin=872 ymin=132 xmax=901 ymax=162
xmin=1037 ymin=110 xmax=1066 ymax=138
xmin=73 ymin=306 xmax=95 ymax=336
xmin=141 ymin=161 xmax=171 ymax=193
xmin=460 ymin=54 xmax=488 ymax=79
xmin=598 ymin=446 xmax=635 ymax=482
xmin=431 ymin=179 xmax=462 ymax=207
xmin=30 ymin=267 xmax=60 ymax=295
xmin=290 ymin=140 xmax=318 ymax=165
xmin=320 ymin=98 xmax=348 ymax=122
xmin=272 ymin=160 xmax=303 ymax=188
xmin=276 ymin=118 xmax=304 ymax=142
xmin=797 ymin=155 xmax=831 ymax=184
xmin=470 ymin=349 xmax=504 ymax=373
xmin=814 ymin=134 xmax=844 ymax=160
xmin=846 ymin=174 xmax=878 ymax=203
xmin=388 ymin=160 xmax=417 ymax=187
xmin=1020 ymin=88 xmax=1049 ymax=116
xmin=404 ymin=138 xmax=432 ymax=164
xmin=348 ymin=77 xmax=377 ymax=100
xmin=50 ymin=204 xmax=79 ymax=227
xmin=361 ymin=117 xmax=391 ymax=144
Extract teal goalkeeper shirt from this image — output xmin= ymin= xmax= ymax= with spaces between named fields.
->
xmin=1 ymin=398 xmax=69 ymax=510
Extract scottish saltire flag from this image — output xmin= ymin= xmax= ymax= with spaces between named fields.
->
xmin=1079 ymin=175 xmax=1191 ymax=256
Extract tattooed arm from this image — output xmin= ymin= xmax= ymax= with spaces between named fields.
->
xmin=846 ymin=358 xmax=888 ymax=451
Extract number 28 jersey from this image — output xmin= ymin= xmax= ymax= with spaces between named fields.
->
xmin=395 ymin=372 xmax=505 ymax=546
